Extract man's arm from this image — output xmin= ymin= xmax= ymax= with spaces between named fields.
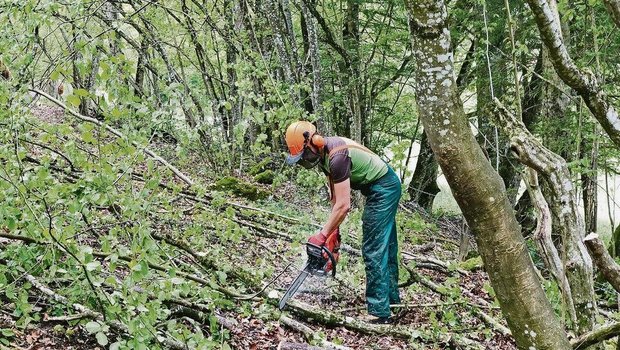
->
xmin=321 ymin=179 xmax=351 ymax=235
xmin=327 ymin=175 xmax=336 ymax=207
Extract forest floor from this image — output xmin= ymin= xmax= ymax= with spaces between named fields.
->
xmin=0 ymin=105 xmax=518 ymax=349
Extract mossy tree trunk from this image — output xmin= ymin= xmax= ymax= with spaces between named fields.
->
xmin=405 ymin=1 xmax=571 ymax=348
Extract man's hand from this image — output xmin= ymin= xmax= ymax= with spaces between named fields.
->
xmin=308 ymin=231 xmax=328 ymax=246
xmin=324 ymin=228 xmax=341 ymax=272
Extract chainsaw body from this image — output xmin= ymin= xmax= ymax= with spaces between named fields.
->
xmin=305 ymin=242 xmax=337 ymax=277
xmin=278 ymin=240 xmax=340 ymax=310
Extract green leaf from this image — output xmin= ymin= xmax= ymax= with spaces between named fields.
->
xmin=85 ymin=261 xmax=100 ymax=271
xmin=111 ymin=107 xmax=122 ymax=119
xmin=74 ymin=88 xmax=89 ymax=97
xmin=96 ymin=332 xmax=108 ymax=346
xmin=67 ymin=95 xmax=81 ymax=107
xmin=1 ymin=329 xmax=15 ymax=337
xmin=50 ymin=70 xmax=60 ymax=81
xmin=85 ymin=321 xmax=101 ymax=333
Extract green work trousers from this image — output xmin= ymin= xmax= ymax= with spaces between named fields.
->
xmin=360 ymin=166 xmax=401 ymax=318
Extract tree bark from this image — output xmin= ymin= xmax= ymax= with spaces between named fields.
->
xmin=493 ymin=99 xmax=597 ymax=335
xmin=405 ymin=1 xmax=571 ymax=348
xmin=523 ymin=168 xmax=576 ymax=320
xmin=571 ymin=320 xmax=620 ymax=350
xmin=134 ymin=37 xmax=148 ymax=98
xmin=581 ymin=132 xmax=599 ymax=235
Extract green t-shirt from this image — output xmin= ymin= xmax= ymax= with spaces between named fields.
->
xmin=320 ymin=137 xmax=388 ymax=189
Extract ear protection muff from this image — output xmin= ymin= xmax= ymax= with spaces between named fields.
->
xmin=311 ymin=134 xmax=325 ymax=148
xmin=302 ymin=131 xmax=325 ymax=148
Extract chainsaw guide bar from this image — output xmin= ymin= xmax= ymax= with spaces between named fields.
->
xmin=278 ymin=243 xmax=337 ymax=310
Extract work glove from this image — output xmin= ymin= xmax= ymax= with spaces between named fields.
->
xmin=308 ymin=231 xmax=328 ymax=246
xmin=323 ymin=228 xmax=341 ymax=273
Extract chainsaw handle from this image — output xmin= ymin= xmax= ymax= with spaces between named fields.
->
xmin=321 ymin=246 xmax=337 ymax=277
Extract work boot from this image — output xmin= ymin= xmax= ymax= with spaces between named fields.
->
xmin=359 ymin=314 xmax=393 ymax=324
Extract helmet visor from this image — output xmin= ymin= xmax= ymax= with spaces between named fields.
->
xmin=286 ymin=151 xmax=304 ymax=165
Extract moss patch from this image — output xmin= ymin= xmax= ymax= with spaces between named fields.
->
xmin=254 ymin=170 xmax=275 ymax=184
xmin=458 ymin=256 xmax=483 ymax=271
xmin=213 ymin=176 xmax=269 ymax=200
xmin=248 ymin=157 xmax=273 ymax=176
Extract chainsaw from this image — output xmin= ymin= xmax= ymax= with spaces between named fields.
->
xmin=278 ymin=231 xmax=340 ymax=310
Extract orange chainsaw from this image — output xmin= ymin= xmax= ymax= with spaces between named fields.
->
xmin=278 ymin=230 xmax=340 ymax=310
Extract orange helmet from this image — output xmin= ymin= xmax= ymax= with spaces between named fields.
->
xmin=285 ymin=121 xmax=316 ymax=164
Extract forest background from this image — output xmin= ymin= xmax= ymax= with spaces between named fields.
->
xmin=2 ymin=0 xmax=620 ymax=349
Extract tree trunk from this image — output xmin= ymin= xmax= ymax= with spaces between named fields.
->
xmin=134 ymin=38 xmax=148 ymax=98
xmin=299 ymin=0 xmax=325 ymax=129
xmin=405 ymin=1 xmax=571 ymax=348
xmin=581 ymin=130 xmax=598 ymax=235
xmin=611 ymin=225 xmax=620 ymax=258
xmin=524 ymin=168 xmax=576 ymax=321
xmin=407 ymin=131 xmax=439 ymax=212
xmin=494 ymin=100 xmax=598 ymax=336
xmin=343 ymin=0 xmax=362 ymax=143
xmin=265 ymin=0 xmax=295 ymax=87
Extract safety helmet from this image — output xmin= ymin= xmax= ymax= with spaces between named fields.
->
xmin=285 ymin=121 xmax=321 ymax=165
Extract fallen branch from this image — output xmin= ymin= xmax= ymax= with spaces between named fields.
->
xmin=277 ymin=341 xmax=324 ymax=350
xmin=24 ymin=272 xmax=187 ymax=350
xmin=168 ymin=305 xmax=238 ymax=332
xmin=271 ymin=292 xmax=483 ymax=349
xmin=279 ymin=315 xmax=352 ymax=350
xmin=583 ymin=232 xmax=620 ymax=294
xmin=45 ymin=312 xmax=94 ymax=322
xmin=335 ymin=301 xmax=467 ymax=314
xmin=151 ymin=231 xmax=257 ymax=285
xmin=402 ymin=264 xmax=508 ymax=335
xmin=402 ymin=252 xmax=468 ymax=276
xmin=571 ymin=321 xmax=620 ymax=350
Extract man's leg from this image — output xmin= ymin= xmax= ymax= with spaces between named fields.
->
xmin=388 ymin=220 xmax=400 ymax=304
xmin=362 ymin=201 xmax=392 ymax=318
